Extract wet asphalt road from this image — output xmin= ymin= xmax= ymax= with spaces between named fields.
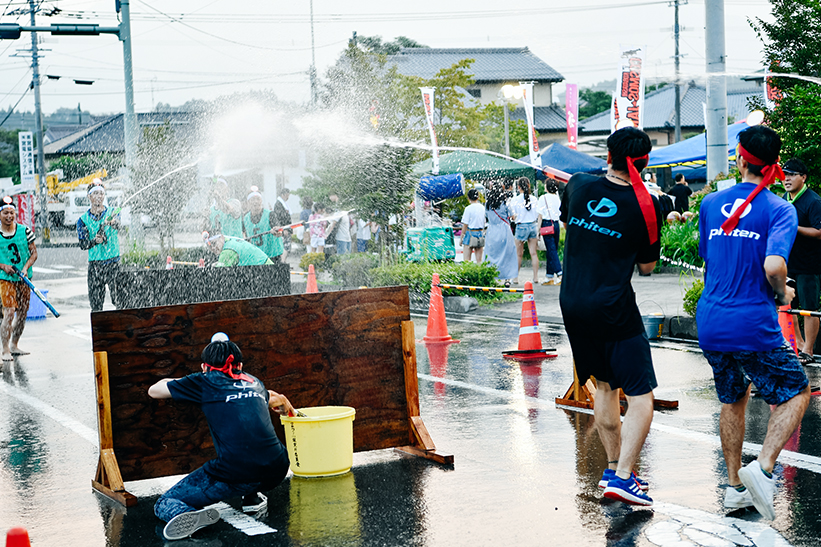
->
xmin=2 ymin=247 xmax=821 ymax=546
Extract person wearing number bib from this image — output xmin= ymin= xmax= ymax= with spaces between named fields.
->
xmin=0 ymin=197 xmax=37 ymax=362
xmin=243 ymin=189 xmax=283 ymax=262
xmin=77 ymin=181 xmax=121 ymax=312
xmin=204 ymin=232 xmax=274 ymax=267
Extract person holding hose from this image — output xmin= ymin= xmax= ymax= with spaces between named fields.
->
xmin=0 ymin=196 xmax=37 ymax=361
xmin=77 ymin=179 xmax=121 ymax=312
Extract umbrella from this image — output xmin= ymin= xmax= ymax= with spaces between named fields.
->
xmin=412 ymin=150 xmax=536 ymax=183
xmin=520 ymin=143 xmax=606 ymax=180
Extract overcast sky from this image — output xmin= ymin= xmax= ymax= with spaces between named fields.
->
xmin=0 ymin=0 xmax=774 ymax=115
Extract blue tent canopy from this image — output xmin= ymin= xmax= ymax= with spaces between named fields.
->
xmin=520 ymin=143 xmax=606 ymax=179
xmin=648 ymin=122 xmax=749 ymax=168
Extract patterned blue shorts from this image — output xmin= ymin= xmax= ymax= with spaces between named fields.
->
xmin=514 ymin=221 xmax=538 ymax=241
xmin=702 ymin=343 xmax=809 ymax=405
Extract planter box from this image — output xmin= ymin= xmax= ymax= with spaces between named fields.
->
xmin=668 ymin=315 xmax=698 ymax=340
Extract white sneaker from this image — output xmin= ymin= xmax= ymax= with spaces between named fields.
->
xmin=737 ymin=460 xmax=776 ymax=519
xmin=724 ymin=486 xmax=754 ymax=509
xmin=163 ymin=508 xmax=221 ymax=540
xmin=242 ymin=492 xmax=268 ymax=513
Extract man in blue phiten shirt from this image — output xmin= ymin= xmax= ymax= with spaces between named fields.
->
xmin=148 ymin=333 xmax=294 ymax=541
xmin=697 ymin=124 xmax=810 ymax=520
xmin=0 ymin=196 xmax=37 ymax=362
xmin=77 ymin=179 xmax=121 ymax=312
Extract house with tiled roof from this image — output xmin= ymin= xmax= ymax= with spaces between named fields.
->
xmin=389 ymin=47 xmax=568 ymax=141
xmin=578 ymin=81 xmax=765 ymax=155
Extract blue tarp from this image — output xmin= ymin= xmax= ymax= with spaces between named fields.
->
xmin=520 ymin=143 xmax=607 ymax=179
xmin=648 ymin=122 xmax=749 ymax=167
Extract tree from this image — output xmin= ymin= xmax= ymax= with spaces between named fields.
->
xmin=358 ymin=35 xmax=428 ymax=55
xmin=749 ymin=0 xmax=821 ymax=184
xmin=49 ymin=153 xmax=122 ymax=182
xmin=578 ymin=89 xmax=611 ymax=120
xmin=0 ymin=129 xmax=20 ymax=183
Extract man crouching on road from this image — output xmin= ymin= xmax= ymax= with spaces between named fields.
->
xmin=560 ymin=127 xmax=661 ymax=506
xmin=697 ymin=124 xmax=810 ymax=519
xmin=148 ymin=333 xmax=294 ymax=540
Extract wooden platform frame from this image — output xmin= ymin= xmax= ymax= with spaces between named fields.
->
xmin=555 ymin=367 xmax=679 ymax=415
xmin=91 ymin=316 xmax=451 ymax=506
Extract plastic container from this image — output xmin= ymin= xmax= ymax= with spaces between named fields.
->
xmin=404 ymin=227 xmax=456 ymax=262
xmin=418 ymin=173 xmax=465 ymax=201
xmin=26 ymin=289 xmax=48 ymax=319
xmin=281 ymin=406 xmax=356 ymax=478
xmin=642 ymin=313 xmax=664 ymax=340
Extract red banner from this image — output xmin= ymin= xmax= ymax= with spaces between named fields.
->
xmin=565 ymin=84 xmax=579 ymax=149
xmin=15 ymin=195 xmax=34 ymax=230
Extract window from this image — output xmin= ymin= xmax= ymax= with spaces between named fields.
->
xmin=467 ymin=89 xmax=481 ymax=98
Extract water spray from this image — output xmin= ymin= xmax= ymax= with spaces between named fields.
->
xmin=105 ymin=158 xmax=203 ymax=219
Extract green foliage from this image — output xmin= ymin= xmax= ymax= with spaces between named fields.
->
xmin=357 ymin=35 xmax=428 ymax=55
xmin=484 ymin=103 xmax=531 ymax=159
xmin=330 ymin=252 xmax=379 ymax=286
xmin=0 ymin=129 xmax=21 ymax=183
xmin=299 ymin=252 xmax=327 ymax=271
xmin=749 ymin=0 xmax=821 ymax=186
xmin=370 ymin=260 xmax=508 ymax=302
xmin=121 ymin=243 xmax=209 ymax=268
xmin=579 ymin=89 xmax=612 ymax=120
xmin=683 ymin=279 xmax=704 ymax=317
xmin=660 ymin=219 xmax=703 ymax=268
xmin=49 ymin=153 xmax=122 ymax=182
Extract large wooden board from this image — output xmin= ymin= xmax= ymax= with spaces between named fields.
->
xmin=91 ymin=286 xmax=411 ymax=482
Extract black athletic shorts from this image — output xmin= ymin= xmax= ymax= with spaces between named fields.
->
xmin=791 ymin=273 xmax=821 ymax=312
xmin=566 ymin=329 xmax=657 ymax=396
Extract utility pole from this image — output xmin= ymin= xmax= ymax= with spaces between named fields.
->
xmin=309 ymin=0 xmax=317 ymax=106
xmin=705 ymin=0 xmax=728 ymax=182
xmin=118 ymin=0 xmax=138 ymax=189
xmin=28 ymin=0 xmax=49 ymax=241
xmin=672 ymin=0 xmax=685 ymax=143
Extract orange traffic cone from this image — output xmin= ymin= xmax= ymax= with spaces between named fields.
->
xmin=502 ymin=281 xmax=557 ymax=360
xmin=306 ymin=264 xmax=318 ymax=293
xmin=425 ymin=340 xmax=452 ymax=398
xmin=166 ymin=256 xmax=173 ymax=270
xmin=6 ymin=527 xmax=30 ymax=547
xmin=422 ymin=273 xmax=459 ymax=344
xmin=198 ymin=258 xmax=205 ymax=268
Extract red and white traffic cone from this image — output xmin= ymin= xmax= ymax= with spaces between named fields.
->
xmin=422 ymin=273 xmax=459 ymax=344
xmin=6 ymin=527 xmax=31 ymax=547
xmin=306 ymin=264 xmax=318 ymax=294
xmin=165 ymin=256 xmax=173 ymax=270
xmin=502 ymin=281 xmax=556 ymax=360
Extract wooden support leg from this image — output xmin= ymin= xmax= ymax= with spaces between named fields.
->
xmin=397 ymin=321 xmax=454 ymax=465
xmin=91 ymin=351 xmax=137 ymax=507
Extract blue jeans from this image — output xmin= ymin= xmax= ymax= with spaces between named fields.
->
xmin=357 ymin=239 xmax=369 ymax=253
xmin=541 ymin=220 xmax=562 ymax=276
xmin=155 ymin=466 xmax=265 ymax=522
xmin=337 ymin=239 xmax=351 ymax=255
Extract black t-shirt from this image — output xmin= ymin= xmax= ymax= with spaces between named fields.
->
xmin=559 ymin=174 xmax=662 ymax=341
xmin=667 ymin=184 xmax=693 ymax=213
xmin=787 ymin=187 xmax=821 ymax=275
xmin=168 ymin=371 xmax=287 ymax=484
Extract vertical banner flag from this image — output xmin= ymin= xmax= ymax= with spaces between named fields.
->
xmin=18 ymin=132 xmax=35 ymax=186
xmin=565 ymin=84 xmax=579 ymax=149
xmin=14 ymin=195 xmax=34 ymax=230
xmin=420 ymin=87 xmax=439 ymax=175
xmin=763 ymin=66 xmax=782 ymax=110
xmin=521 ymin=83 xmax=541 ymax=167
xmin=611 ymin=45 xmax=647 ymax=132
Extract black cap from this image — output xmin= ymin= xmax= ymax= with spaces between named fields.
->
xmin=783 ymin=158 xmax=808 ymax=176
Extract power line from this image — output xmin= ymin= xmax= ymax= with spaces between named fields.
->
xmin=0 ymin=80 xmax=32 ymax=127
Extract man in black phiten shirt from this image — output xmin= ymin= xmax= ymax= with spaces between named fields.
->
xmin=783 ymin=158 xmax=821 ymax=364
xmin=667 ymin=173 xmax=693 ymax=214
xmin=560 ymin=127 xmax=662 ymax=507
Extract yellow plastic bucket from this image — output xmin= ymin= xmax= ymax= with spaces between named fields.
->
xmin=281 ymin=406 xmax=356 ymax=478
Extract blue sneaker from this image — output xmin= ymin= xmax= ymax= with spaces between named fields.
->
xmin=603 ymin=475 xmax=653 ymax=506
xmin=598 ymin=468 xmax=649 ymax=491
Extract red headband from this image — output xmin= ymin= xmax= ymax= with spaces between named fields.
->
xmin=626 ymin=154 xmax=658 ymax=245
xmin=204 ymin=354 xmax=253 ymax=382
xmin=720 ymin=144 xmax=784 ymax=234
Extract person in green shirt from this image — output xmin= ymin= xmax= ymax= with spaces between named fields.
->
xmin=203 ymin=232 xmax=273 ymax=267
xmin=0 ymin=197 xmax=37 ymax=362
xmin=77 ymin=180 xmax=121 ymax=312
xmin=243 ymin=188 xmax=283 ymax=262
xmin=204 ymin=178 xmax=243 ymax=238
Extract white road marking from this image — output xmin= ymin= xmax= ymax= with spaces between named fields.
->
xmin=0 ymin=381 xmax=98 ymax=445
xmin=63 ymin=328 xmax=92 ymax=341
xmin=32 ymin=266 xmax=61 ymax=274
xmin=419 ymin=373 xmax=821 ymax=474
xmin=209 ymin=502 xmax=277 ymax=536
xmin=52 ymin=265 xmax=76 ymax=269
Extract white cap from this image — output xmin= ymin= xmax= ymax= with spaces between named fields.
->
xmin=211 ymin=332 xmax=229 ymax=342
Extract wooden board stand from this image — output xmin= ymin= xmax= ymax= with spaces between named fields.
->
xmin=90 ymin=288 xmax=452 ymax=506
xmin=555 ymin=367 xmax=679 ymax=415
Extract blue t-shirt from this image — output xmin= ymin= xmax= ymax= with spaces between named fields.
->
xmin=168 ymin=371 xmax=288 ymax=484
xmin=697 ymin=183 xmax=797 ymax=351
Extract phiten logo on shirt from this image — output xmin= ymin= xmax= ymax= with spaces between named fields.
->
xmin=709 ymin=198 xmax=761 ymax=240
xmin=587 ymin=198 xmax=618 ymax=218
